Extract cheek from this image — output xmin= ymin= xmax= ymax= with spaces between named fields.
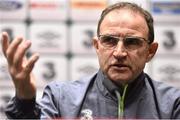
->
xmin=98 ymin=49 xmax=113 ymax=70
xmin=130 ymin=50 xmax=147 ymax=71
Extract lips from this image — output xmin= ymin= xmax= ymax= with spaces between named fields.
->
xmin=113 ymin=64 xmax=129 ymax=67
xmin=110 ymin=63 xmax=130 ymax=70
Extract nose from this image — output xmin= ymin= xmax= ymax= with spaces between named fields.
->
xmin=113 ymin=41 xmax=127 ymax=59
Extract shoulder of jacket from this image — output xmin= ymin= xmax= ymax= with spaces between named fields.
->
xmin=45 ymin=72 xmax=97 ymax=94
xmin=41 ymin=72 xmax=98 ymax=114
xmin=145 ymin=73 xmax=180 ymax=99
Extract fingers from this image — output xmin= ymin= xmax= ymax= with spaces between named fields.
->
xmin=7 ymin=37 xmax=23 ymax=65
xmin=1 ymin=32 xmax=38 ymax=99
xmin=1 ymin=32 xmax=39 ymax=75
xmin=13 ymin=40 xmax=31 ymax=69
xmin=23 ymin=53 xmax=39 ymax=75
xmin=1 ymin=32 xmax=31 ymax=68
xmin=1 ymin=32 xmax=9 ymax=57
xmin=12 ymin=53 xmax=39 ymax=82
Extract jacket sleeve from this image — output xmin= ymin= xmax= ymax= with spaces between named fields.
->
xmin=5 ymin=96 xmax=40 ymax=119
xmin=38 ymin=83 xmax=60 ymax=119
xmin=5 ymin=83 xmax=60 ymax=119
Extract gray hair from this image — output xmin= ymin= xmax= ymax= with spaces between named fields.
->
xmin=97 ymin=2 xmax=154 ymax=44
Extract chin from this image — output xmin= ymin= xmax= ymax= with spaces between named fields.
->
xmin=112 ymin=76 xmax=131 ymax=84
xmin=108 ymin=72 xmax=133 ymax=85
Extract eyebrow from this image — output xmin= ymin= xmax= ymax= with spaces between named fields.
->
xmin=100 ymin=32 xmax=140 ymax=37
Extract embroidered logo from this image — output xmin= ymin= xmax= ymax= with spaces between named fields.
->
xmin=80 ymin=109 xmax=93 ymax=120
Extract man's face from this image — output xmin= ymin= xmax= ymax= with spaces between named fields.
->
xmin=93 ymin=9 xmax=158 ymax=85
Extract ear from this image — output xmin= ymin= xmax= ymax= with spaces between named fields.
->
xmin=93 ymin=36 xmax=99 ymax=50
xmin=146 ymin=42 xmax=158 ymax=62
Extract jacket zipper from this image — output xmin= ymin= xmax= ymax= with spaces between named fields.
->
xmin=115 ymin=84 xmax=128 ymax=119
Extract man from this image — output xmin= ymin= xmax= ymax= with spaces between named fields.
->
xmin=1 ymin=2 xmax=180 ymax=119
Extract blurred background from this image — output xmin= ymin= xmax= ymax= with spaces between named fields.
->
xmin=0 ymin=0 xmax=180 ymax=118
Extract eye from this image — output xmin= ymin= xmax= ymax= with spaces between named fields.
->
xmin=100 ymin=35 xmax=118 ymax=47
xmin=125 ymin=37 xmax=143 ymax=46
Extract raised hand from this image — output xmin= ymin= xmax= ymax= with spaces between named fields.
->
xmin=1 ymin=32 xmax=39 ymax=99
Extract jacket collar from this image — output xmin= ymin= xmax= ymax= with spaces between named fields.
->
xmin=96 ymin=70 xmax=146 ymax=101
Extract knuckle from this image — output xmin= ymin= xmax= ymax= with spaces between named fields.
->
xmin=18 ymin=46 xmax=27 ymax=55
xmin=14 ymin=74 xmax=23 ymax=81
xmin=24 ymin=65 xmax=31 ymax=73
xmin=9 ymin=67 xmax=16 ymax=76
xmin=6 ymin=49 xmax=11 ymax=58
xmin=12 ymin=72 xmax=25 ymax=81
xmin=19 ymin=43 xmax=29 ymax=50
xmin=19 ymin=44 xmax=25 ymax=50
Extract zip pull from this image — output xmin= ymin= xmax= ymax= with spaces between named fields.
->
xmin=115 ymin=84 xmax=128 ymax=119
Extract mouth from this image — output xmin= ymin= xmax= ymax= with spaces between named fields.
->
xmin=110 ymin=64 xmax=130 ymax=71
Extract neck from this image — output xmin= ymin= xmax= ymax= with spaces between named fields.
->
xmin=102 ymin=71 xmax=145 ymax=95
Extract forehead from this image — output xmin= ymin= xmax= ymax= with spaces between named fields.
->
xmin=100 ymin=9 xmax=148 ymax=37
